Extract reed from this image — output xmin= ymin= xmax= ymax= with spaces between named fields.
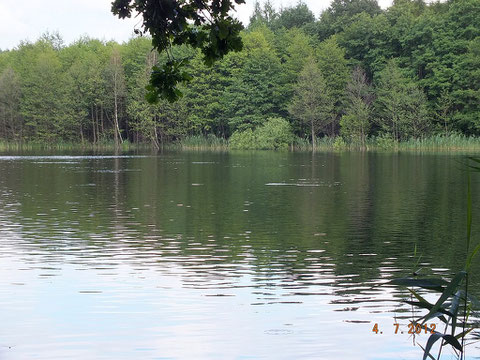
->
xmin=389 ymin=157 xmax=480 ymax=359
xmin=289 ymin=135 xmax=480 ymax=152
xmin=175 ymin=135 xmax=229 ymax=151
xmin=397 ymin=135 xmax=480 ymax=152
xmin=2 ymin=134 xmax=480 ymax=153
xmin=0 ymin=140 xmax=148 ymax=152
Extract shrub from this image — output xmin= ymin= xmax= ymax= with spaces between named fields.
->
xmin=375 ymin=134 xmax=396 ymax=149
xmin=333 ymin=136 xmax=346 ymax=150
xmin=229 ymin=117 xmax=294 ymax=150
xmin=228 ymin=129 xmax=258 ymax=150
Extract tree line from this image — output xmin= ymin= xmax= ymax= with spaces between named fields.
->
xmin=0 ymin=0 xmax=479 ymax=148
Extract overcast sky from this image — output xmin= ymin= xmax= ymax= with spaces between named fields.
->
xmin=0 ymin=0 xmax=393 ymax=51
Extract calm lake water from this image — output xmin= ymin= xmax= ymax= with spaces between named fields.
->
xmin=0 ymin=151 xmax=479 ymax=359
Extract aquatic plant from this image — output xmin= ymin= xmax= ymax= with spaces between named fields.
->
xmin=2 ymin=134 xmax=480 ymax=153
xmin=390 ymin=157 xmax=480 ymax=359
xmin=291 ymin=134 xmax=480 ymax=152
xmin=0 ymin=140 xmax=145 ymax=152
xmin=176 ymin=134 xmax=229 ymax=151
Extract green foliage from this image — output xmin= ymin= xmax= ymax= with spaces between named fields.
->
xmin=229 ymin=128 xmax=257 ymax=149
xmin=340 ymin=67 xmax=374 ymax=146
xmin=341 ymin=114 xmax=368 ymax=142
xmin=249 ymin=0 xmax=278 ymax=30
xmin=147 ymin=59 xmax=193 ymax=103
xmin=127 ymin=51 xmax=162 ymax=148
xmin=315 ymin=0 xmax=382 ymax=40
xmin=224 ymin=28 xmax=283 ymax=132
xmin=258 ymin=116 xmax=294 ymax=149
xmin=178 ymin=134 xmax=228 ymax=150
xmin=21 ymin=45 xmax=75 ymax=141
xmin=249 ymin=1 xmax=315 ymax=31
xmin=398 ymin=134 xmax=480 ymax=151
xmin=374 ymin=133 xmax=396 ymax=150
xmin=280 ymin=28 xmax=315 ymax=88
xmin=333 ymin=136 xmax=347 ymax=150
xmin=289 ymin=57 xmax=334 ymax=148
xmin=111 ymin=0 xmax=245 ymax=102
xmin=292 ymin=136 xmax=312 ymax=151
xmin=1 ymin=0 xmax=480 ymax=147
xmin=182 ymin=51 xmax=230 ymax=137
xmin=229 ymin=117 xmax=293 ymax=150
xmin=338 ymin=12 xmax=391 ymax=76
xmin=317 ymin=36 xmax=350 ymax=134
xmin=375 ymin=59 xmax=429 ymax=141
xmin=275 ymin=1 xmax=315 ymax=30
xmin=275 ymin=28 xmax=315 ymax=119
xmin=0 ymin=67 xmax=21 ymax=140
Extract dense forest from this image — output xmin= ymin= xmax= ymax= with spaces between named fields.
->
xmin=0 ymin=0 xmax=479 ymax=149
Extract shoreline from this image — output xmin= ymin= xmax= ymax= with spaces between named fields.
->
xmin=2 ymin=135 xmax=480 ymax=153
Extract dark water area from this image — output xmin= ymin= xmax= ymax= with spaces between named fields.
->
xmin=0 ymin=151 xmax=479 ymax=359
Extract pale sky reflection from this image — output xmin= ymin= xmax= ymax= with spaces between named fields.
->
xmin=0 ymin=256 xmax=427 ymax=359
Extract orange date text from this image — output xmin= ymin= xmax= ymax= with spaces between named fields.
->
xmin=372 ymin=323 xmax=436 ymax=335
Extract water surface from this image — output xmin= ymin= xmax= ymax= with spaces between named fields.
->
xmin=0 ymin=151 xmax=479 ymax=359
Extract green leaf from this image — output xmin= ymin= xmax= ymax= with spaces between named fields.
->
xmin=389 ymin=278 xmax=447 ymax=292
xmin=441 ymin=334 xmax=463 ymax=351
xmin=450 ymin=290 xmax=462 ymax=335
xmin=181 ymin=72 xmax=193 ymax=81
xmin=454 ymin=327 xmax=474 ymax=340
xmin=408 ymin=288 xmax=431 ymax=304
xmin=423 ymin=333 xmax=442 ymax=360
xmin=422 ymin=271 xmax=466 ymax=323
xmin=422 ymin=332 xmax=463 ymax=360
xmin=418 ymin=343 xmax=436 ymax=360
xmin=218 ymin=22 xmax=229 ymax=40
xmin=404 ymin=301 xmax=451 ymax=322
xmin=406 ymin=289 xmax=451 ymax=322
xmin=466 ymin=242 xmax=480 ymax=271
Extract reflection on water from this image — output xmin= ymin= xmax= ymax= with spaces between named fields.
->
xmin=0 ymin=152 xmax=479 ymax=359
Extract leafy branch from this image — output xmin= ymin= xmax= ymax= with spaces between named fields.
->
xmin=111 ymin=0 xmax=245 ymax=102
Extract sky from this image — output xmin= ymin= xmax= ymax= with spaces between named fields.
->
xmin=0 ymin=0 xmax=393 ymax=51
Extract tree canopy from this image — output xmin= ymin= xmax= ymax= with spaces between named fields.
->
xmin=0 ymin=0 xmax=479 ymax=147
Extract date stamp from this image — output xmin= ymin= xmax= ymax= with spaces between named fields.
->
xmin=372 ymin=323 xmax=436 ymax=335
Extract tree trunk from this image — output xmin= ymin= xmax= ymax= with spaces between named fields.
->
xmin=114 ymin=89 xmax=119 ymax=147
xmin=111 ymin=51 xmax=124 ymax=148
xmin=100 ymin=104 xmax=103 ymax=136
xmin=91 ymin=104 xmax=96 ymax=144
xmin=97 ymin=105 xmax=101 ymax=142
xmin=361 ymin=125 xmax=365 ymax=150
xmin=443 ymin=109 xmax=448 ymax=136
xmin=1 ymin=108 xmax=7 ymax=139
xmin=11 ymin=110 xmax=16 ymax=140
xmin=1 ymin=93 xmax=5 ymax=139
xmin=311 ymin=119 xmax=316 ymax=151
xmin=153 ymin=125 xmax=160 ymax=150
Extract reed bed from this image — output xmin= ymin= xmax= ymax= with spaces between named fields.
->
xmin=295 ymin=135 xmax=480 ymax=152
xmin=0 ymin=140 xmax=148 ymax=152
xmin=1 ymin=134 xmax=480 ymax=153
xmin=175 ymin=135 xmax=229 ymax=151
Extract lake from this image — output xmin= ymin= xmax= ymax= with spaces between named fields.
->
xmin=0 ymin=151 xmax=479 ymax=359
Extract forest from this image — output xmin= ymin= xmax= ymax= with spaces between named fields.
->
xmin=0 ymin=0 xmax=479 ymax=149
